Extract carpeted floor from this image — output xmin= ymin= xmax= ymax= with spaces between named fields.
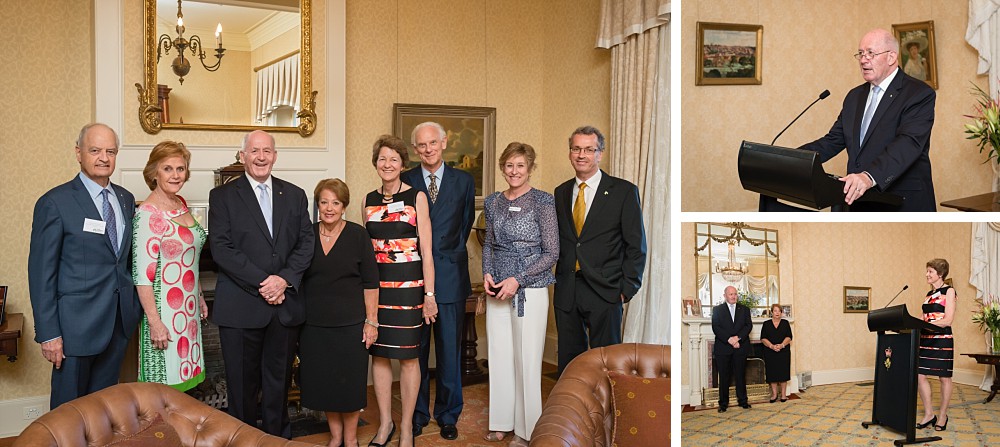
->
xmin=682 ymin=380 xmax=1000 ymax=446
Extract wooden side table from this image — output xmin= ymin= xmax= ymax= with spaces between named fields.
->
xmin=963 ymin=352 xmax=1000 ymax=403
xmin=0 ymin=313 xmax=24 ymax=362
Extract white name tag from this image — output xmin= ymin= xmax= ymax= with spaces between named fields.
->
xmin=931 ymin=291 xmax=942 ymax=298
xmin=83 ymin=218 xmax=107 ymax=234
xmin=387 ymin=201 xmax=405 ymax=213
xmin=508 ymin=206 xmax=521 ymax=212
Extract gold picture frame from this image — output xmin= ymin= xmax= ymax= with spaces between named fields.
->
xmin=844 ymin=286 xmax=871 ymax=313
xmin=892 ymin=21 xmax=938 ymax=90
xmin=696 ymin=22 xmax=763 ymax=86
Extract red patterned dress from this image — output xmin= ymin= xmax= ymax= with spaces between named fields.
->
xmin=131 ymin=200 xmax=206 ymax=391
xmin=918 ymin=285 xmax=954 ymax=377
xmin=364 ymin=187 xmax=424 ymax=359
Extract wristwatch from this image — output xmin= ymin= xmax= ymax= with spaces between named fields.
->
xmin=425 ymin=292 xmax=435 ymax=297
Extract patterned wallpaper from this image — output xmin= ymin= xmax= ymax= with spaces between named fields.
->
xmin=682 ymin=0 xmax=992 ymax=211
xmin=682 ymin=222 xmax=983 ymax=387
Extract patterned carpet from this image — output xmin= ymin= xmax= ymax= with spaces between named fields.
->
xmin=682 ymin=380 xmax=1000 ymax=446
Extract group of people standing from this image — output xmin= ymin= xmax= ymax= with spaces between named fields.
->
xmin=28 ymin=121 xmax=647 ymax=447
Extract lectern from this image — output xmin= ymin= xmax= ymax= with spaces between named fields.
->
xmin=862 ymin=304 xmax=943 ymax=446
xmin=737 ymin=141 xmax=902 ymax=211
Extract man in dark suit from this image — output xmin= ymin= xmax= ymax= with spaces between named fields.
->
xmin=712 ymin=286 xmax=752 ymax=412
xmin=799 ymin=28 xmax=936 ymax=212
xmin=208 ymin=130 xmax=314 ymax=438
xmin=401 ymin=122 xmax=475 ymax=440
xmin=28 ymin=123 xmax=140 ymax=409
xmin=553 ymin=125 xmax=647 ymax=376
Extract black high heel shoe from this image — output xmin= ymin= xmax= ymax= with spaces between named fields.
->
xmin=368 ymin=422 xmax=396 ymax=447
xmin=934 ymin=416 xmax=948 ymax=431
xmin=916 ymin=415 xmax=936 ymax=429
xmin=769 ymin=396 xmax=777 ymax=403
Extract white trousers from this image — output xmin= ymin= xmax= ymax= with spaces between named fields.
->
xmin=486 ymin=287 xmax=550 ymax=440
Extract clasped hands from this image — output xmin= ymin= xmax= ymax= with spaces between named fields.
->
xmin=728 ymin=335 xmax=741 ymax=349
xmin=484 ymin=274 xmax=520 ymax=301
xmin=839 ymin=172 xmax=874 ymax=205
xmin=260 ymin=275 xmax=287 ymax=305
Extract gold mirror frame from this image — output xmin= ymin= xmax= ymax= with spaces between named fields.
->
xmin=136 ymin=0 xmax=317 ymax=136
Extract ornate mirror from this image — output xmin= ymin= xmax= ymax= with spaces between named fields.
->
xmin=137 ymin=0 xmax=317 ymax=136
xmin=694 ymin=222 xmax=780 ymax=318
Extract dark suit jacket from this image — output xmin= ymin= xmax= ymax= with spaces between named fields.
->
xmin=208 ymin=175 xmax=314 ymax=328
xmin=553 ymin=171 xmax=647 ymax=311
xmin=799 ymin=68 xmax=936 ymax=211
xmin=401 ymin=165 xmax=475 ymax=305
xmin=28 ymin=176 xmax=139 ymax=356
xmin=712 ymin=302 xmax=752 ymax=356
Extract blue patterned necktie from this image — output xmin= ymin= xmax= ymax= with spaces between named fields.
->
xmin=258 ymin=184 xmax=273 ymax=236
xmin=101 ymin=189 xmax=119 ymax=254
xmin=859 ymin=85 xmax=881 ymax=145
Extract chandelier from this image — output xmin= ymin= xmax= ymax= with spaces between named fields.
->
xmin=158 ymin=0 xmax=225 ymax=85
xmin=715 ymin=240 xmax=748 ymax=283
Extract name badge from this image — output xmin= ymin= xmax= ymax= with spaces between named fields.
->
xmin=83 ymin=218 xmax=107 ymax=234
xmin=508 ymin=206 xmax=521 ymax=212
xmin=387 ymin=201 xmax=405 ymax=213
xmin=931 ymin=291 xmax=942 ymax=298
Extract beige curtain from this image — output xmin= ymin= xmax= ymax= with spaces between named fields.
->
xmin=255 ymin=53 xmax=301 ymax=124
xmin=597 ymin=0 xmax=669 ymax=345
xmin=970 ymin=222 xmax=1000 ymax=391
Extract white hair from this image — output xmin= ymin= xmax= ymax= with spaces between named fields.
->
xmin=410 ymin=121 xmax=446 ymax=146
xmin=76 ymin=123 xmax=120 ymax=149
xmin=241 ymin=130 xmax=276 ymax=152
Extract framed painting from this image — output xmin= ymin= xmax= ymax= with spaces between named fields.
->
xmin=187 ymin=202 xmax=208 ymax=229
xmin=696 ymin=22 xmax=763 ymax=85
xmin=844 ymin=286 xmax=871 ymax=313
xmin=393 ymin=103 xmax=497 ymax=208
xmin=892 ymin=21 xmax=938 ymax=90
xmin=0 ymin=285 xmax=7 ymax=326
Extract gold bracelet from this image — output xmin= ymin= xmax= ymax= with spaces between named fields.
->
xmin=365 ymin=319 xmax=379 ymax=328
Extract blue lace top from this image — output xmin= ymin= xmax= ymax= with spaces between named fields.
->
xmin=482 ymin=188 xmax=558 ymax=316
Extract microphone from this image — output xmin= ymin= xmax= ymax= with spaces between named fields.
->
xmin=771 ymin=89 xmax=831 ymax=145
xmin=883 ymin=285 xmax=909 ymax=309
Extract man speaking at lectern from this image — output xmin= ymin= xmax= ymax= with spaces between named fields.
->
xmin=799 ymin=28 xmax=936 ymax=212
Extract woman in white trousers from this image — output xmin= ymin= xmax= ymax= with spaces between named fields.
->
xmin=482 ymin=142 xmax=558 ymax=446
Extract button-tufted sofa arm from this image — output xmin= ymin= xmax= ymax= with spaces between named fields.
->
xmin=14 ymin=382 xmax=319 ymax=446
xmin=530 ymin=343 xmax=670 ymax=447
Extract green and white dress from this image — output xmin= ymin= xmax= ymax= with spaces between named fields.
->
xmin=131 ymin=200 xmax=206 ymax=391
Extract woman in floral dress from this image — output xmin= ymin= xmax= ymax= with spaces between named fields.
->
xmin=132 ymin=141 xmax=208 ymax=391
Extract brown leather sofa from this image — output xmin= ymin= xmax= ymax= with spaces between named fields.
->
xmin=14 ymin=382 xmax=319 ymax=446
xmin=530 ymin=343 xmax=670 ymax=447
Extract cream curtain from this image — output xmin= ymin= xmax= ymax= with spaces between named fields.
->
xmin=969 ymin=222 xmax=1000 ymax=391
xmin=967 ymin=1 xmax=1000 ymax=190
xmin=598 ymin=0 xmax=669 ymax=345
xmin=255 ymin=53 xmax=301 ymax=124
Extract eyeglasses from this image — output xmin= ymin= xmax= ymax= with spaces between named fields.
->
xmin=570 ymin=146 xmax=599 ymax=155
xmin=853 ymin=50 xmax=892 ymax=61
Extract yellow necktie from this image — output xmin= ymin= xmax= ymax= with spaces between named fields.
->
xmin=573 ymin=182 xmax=587 ymax=270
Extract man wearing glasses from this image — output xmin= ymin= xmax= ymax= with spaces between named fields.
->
xmin=553 ymin=125 xmax=647 ymax=375
xmin=799 ymin=28 xmax=936 ymax=211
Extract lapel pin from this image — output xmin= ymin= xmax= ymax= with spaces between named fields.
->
xmin=604 ymin=191 xmax=608 ymax=195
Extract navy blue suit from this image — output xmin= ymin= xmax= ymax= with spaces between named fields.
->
xmin=401 ymin=165 xmax=475 ymax=428
xmin=209 ymin=175 xmax=314 ymax=438
xmin=28 ymin=175 xmax=140 ymax=409
xmin=799 ymin=68 xmax=936 ymax=211
xmin=712 ymin=302 xmax=752 ymax=408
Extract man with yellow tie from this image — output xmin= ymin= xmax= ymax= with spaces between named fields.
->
xmin=553 ymin=126 xmax=647 ymax=376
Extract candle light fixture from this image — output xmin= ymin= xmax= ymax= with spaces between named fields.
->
xmin=157 ymin=0 xmax=225 ymax=85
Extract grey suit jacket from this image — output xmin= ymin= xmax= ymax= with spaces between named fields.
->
xmin=28 ymin=176 xmax=139 ymax=356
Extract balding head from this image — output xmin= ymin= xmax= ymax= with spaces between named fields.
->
xmin=724 ymin=286 xmax=738 ymax=305
xmin=858 ymin=28 xmax=899 ymax=85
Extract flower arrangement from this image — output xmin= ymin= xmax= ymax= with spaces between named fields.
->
xmin=964 ymin=82 xmax=1000 ymax=165
xmin=736 ymin=290 xmax=761 ymax=310
xmin=972 ymin=293 xmax=1000 ymax=351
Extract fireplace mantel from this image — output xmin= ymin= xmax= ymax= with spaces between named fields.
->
xmin=683 ymin=317 xmax=798 ymax=406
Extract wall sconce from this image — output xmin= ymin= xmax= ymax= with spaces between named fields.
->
xmin=157 ymin=0 xmax=225 ymax=84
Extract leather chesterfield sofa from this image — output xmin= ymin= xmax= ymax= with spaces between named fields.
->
xmin=530 ymin=343 xmax=670 ymax=447
xmin=14 ymin=382 xmax=319 ymax=446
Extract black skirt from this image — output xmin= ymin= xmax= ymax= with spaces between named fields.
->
xmin=299 ymin=323 xmax=369 ymax=412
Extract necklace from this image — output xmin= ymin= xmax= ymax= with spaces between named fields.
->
xmin=380 ymin=181 xmax=403 ymax=202
xmin=320 ymin=220 xmax=346 ymax=242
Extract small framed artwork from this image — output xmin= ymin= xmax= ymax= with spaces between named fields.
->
xmin=393 ymin=103 xmax=497 ymax=209
xmin=0 ymin=285 xmax=7 ymax=326
xmin=696 ymin=22 xmax=763 ymax=86
xmin=844 ymin=286 xmax=871 ymax=313
xmin=187 ymin=202 xmax=208 ymax=229
xmin=782 ymin=305 xmax=792 ymax=319
xmin=682 ymin=298 xmax=700 ymax=318
xmin=892 ymin=21 xmax=938 ymax=90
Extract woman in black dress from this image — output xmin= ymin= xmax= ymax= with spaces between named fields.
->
xmin=299 ymin=178 xmax=379 ymax=447
xmin=364 ymin=135 xmax=436 ymax=447
xmin=916 ymin=258 xmax=956 ymax=432
xmin=760 ymin=303 xmax=792 ymax=403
